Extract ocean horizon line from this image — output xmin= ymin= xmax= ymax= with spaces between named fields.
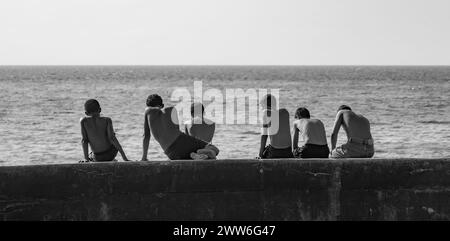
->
xmin=1 ymin=64 xmax=450 ymax=68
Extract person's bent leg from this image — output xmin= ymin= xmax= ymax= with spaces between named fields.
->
xmin=195 ymin=144 xmax=219 ymax=159
xmin=205 ymin=144 xmax=219 ymax=156
xmin=165 ymin=133 xmax=209 ymax=160
xmin=190 ymin=142 xmax=219 ymax=160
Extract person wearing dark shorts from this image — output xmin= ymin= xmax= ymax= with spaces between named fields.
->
xmin=258 ymin=94 xmax=293 ymax=159
xmin=92 ymin=145 xmax=119 ymax=161
xmin=293 ymin=144 xmax=329 ymax=158
xmin=164 ymin=132 xmax=209 ymax=160
xmin=141 ymin=94 xmax=219 ymax=161
xmin=292 ymin=107 xmax=329 ymax=158
xmin=80 ymin=99 xmax=130 ymax=162
xmin=262 ymin=145 xmax=294 ymax=158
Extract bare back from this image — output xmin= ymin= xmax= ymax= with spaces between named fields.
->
xmin=263 ymin=108 xmax=292 ymax=149
xmin=81 ymin=116 xmax=114 ymax=153
xmin=146 ymin=106 xmax=181 ymax=151
xmin=294 ymin=118 xmax=328 ymax=145
xmin=340 ymin=110 xmax=372 ymax=140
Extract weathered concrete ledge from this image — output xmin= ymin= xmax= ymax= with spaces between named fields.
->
xmin=1 ymin=158 xmax=450 ymax=220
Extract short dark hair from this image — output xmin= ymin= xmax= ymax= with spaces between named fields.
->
xmin=84 ymin=99 xmax=101 ymax=114
xmin=146 ymin=94 xmax=163 ymax=107
xmin=295 ymin=107 xmax=310 ymax=119
xmin=338 ymin=105 xmax=352 ymax=111
xmin=191 ymin=102 xmax=205 ymax=117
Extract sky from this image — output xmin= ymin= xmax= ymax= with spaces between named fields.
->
xmin=0 ymin=0 xmax=449 ymax=65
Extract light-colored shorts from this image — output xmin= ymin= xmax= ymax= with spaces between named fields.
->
xmin=331 ymin=141 xmax=374 ymax=158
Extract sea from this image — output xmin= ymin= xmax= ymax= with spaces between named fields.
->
xmin=0 ymin=66 xmax=449 ymax=166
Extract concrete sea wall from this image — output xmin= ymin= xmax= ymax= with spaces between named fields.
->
xmin=1 ymin=158 xmax=450 ymax=220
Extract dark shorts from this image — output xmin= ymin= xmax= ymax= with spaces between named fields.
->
xmin=293 ymin=144 xmax=329 ymax=158
xmin=262 ymin=145 xmax=294 ymax=159
xmin=93 ymin=145 xmax=118 ymax=162
xmin=165 ymin=133 xmax=209 ymax=160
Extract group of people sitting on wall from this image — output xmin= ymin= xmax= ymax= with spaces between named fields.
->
xmin=79 ymin=94 xmax=374 ymax=162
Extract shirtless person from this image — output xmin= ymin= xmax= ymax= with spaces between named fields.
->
xmin=80 ymin=99 xmax=130 ymax=162
xmin=330 ymin=105 xmax=374 ymax=158
xmin=292 ymin=107 xmax=329 ymax=158
xmin=185 ymin=102 xmax=215 ymax=143
xmin=259 ymin=94 xmax=293 ymax=159
xmin=141 ymin=94 xmax=219 ymax=161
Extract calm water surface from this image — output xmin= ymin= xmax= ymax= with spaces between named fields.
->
xmin=0 ymin=66 xmax=449 ymax=166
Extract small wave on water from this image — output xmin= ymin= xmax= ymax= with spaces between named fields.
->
xmin=241 ymin=131 xmax=260 ymax=135
xmin=417 ymin=121 xmax=450 ymax=125
xmin=55 ymin=111 xmax=76 ymax=114
xmin=372 ymin=122 xmax=391 ymax=126
xmin=423 ymin=104 xmax=448 ymax=109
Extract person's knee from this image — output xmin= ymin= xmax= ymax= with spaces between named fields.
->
xmin=206 ymin=144 xmax=219 ymax=155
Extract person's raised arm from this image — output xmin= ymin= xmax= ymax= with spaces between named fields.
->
xmin=141 ymin=111 xmax=151 ymax=161
xmin=292 ymin=122 xmax=299 ymax=151
xmin=80 ymin=118 xmax=90 ymax=162
xmin=330 ymin=111 xmax=344 ymax=151
xmin=107 ymin=118 xmax=130 ymax=161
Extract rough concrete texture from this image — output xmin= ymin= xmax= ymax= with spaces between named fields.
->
xmin=0 ymin=158 xmax=449 ymax=220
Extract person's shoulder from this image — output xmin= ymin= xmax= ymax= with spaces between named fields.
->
xmin=278 ymin=108 xmax=290 ymax=118
xmin=80 ymin=116 xmax=88 ymax=123
xmin=203 ymin=117 xmax=215 ymax=125
xmin=356 ymin=113 xmax=369 ymax=122
xmin=164 ymin=106 xmax=176 ymax=112
xmin=102 ymin=116 xmax=112 ymax=122
xmin=310 ymin=118 xmax=321 ymax=123
xmin=337 ymin=110 xmax=350 ymax=116
xmin=94 ymin=116 xmax=112 ymax=125
xmin=300 ymin=118 xmax=310 ymax=123
xmin=311 ymin=118 xmax=325 ymax=127
xmin=293 ymin=119 xmax=302 ymax=127
xmin=279 ymin=108 xmax=289 ymax=113
xmin=145 ymin=107 xmax=161 ymax=115
xmin=80 ymin=116 xmax=100 ymax=123
xmin=278 ymin=108 xmax=289 ymax=115
xmin=297 ymin=118 xmax=311 ymax=126
xmin=161 ymin=106 xmax=178 ymax=117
